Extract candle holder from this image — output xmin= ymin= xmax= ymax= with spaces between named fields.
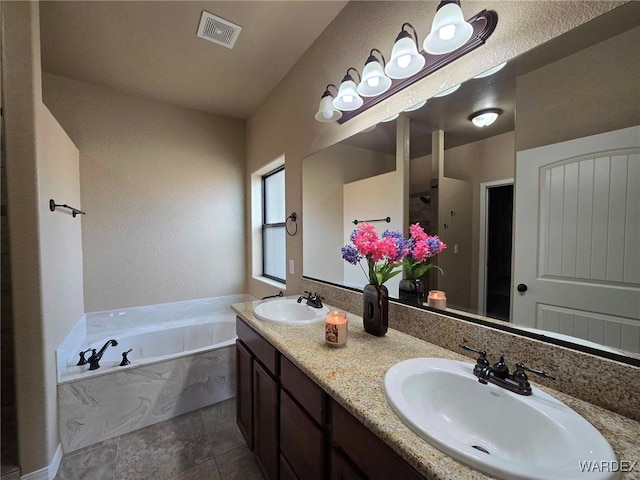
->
xmin=427 ymin=290 xmax=447 ymax=310
xmin=325 ymin=310 xmax=348 ymax=347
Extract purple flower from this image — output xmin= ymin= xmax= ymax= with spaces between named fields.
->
xmin=382 ymin=230 xmax=408 ymax=263
xmin=341 ymin=245 xmax=362 ymax=265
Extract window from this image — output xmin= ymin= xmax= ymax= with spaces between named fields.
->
xmin=262 ymin=166 xmax=286 ymax=283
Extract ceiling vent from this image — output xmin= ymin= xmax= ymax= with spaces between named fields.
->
xmin=196 ymin=11 xmax=242 ymax=49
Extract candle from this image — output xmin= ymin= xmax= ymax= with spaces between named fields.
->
xmin=325 ymin=310 xmax=348 ymax=347
xmin=427 ymin=290 xmax=447 ymax=310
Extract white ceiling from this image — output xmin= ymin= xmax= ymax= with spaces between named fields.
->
xmin=39 ymin=1 xmax=348 ymax=120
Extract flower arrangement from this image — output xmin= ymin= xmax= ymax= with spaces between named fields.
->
xmin=341 ymin=222 xmax=406 ymax=286
xmin=402 ymin=223 xmax=446 ymax=280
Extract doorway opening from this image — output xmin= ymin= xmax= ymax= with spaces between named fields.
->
xmin=478 ymin=179 xmax=513 ymax=321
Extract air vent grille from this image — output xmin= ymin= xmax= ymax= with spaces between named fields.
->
xmin=196 ymin=11 xmax=241 ymax=49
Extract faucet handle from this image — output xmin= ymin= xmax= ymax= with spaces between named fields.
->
xmin=515 ymin=363 xmax=556 ymax=381
xmin=77 ymin=348 xmax=92 ymax=366
xmin=459 ymin=344 xmax=489 ymax=365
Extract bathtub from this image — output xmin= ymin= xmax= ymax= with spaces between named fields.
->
xmin=57 ymin=294 xmax=253 ymax=454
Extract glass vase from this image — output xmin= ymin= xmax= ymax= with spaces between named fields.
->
xmin=362 ymin=284 xmax=388 ymax=336
xmin=398 ymin=278 xmax=424 ymax=306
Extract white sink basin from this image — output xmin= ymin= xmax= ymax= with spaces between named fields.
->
xmin=384 ymin=358 xmax=618 ymax=480
xmin=253 ymin=298 xmax=329 ymax=325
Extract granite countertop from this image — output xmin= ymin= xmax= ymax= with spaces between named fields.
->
xmin=232 ymin=300 xmax=640 ymax=480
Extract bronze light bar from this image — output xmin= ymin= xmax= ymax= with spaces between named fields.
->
xmin=337 ymin=10 xmax=498 ymax=124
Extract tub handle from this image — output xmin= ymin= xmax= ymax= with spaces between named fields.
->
xmin=77 ymin=348 xmax=92 ymax=366
xmin=120 ymin=349 xmax=133 ymax=367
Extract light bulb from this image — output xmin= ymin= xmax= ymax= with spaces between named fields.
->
xmin=367 ymin=76 xmax=380 ymax=88
xmin=322 ymin=110 xmax=333 ymax=120
xmin=397 ymin=54 xmax=412 ymax=69
xmin=438 ymin=24 xmax=456 ymax=40
xmin=343 ymin=95 xmax=353 ymax=104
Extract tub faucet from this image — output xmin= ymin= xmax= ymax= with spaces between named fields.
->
xmin=87 ymin=339 xmax=119 ymax=370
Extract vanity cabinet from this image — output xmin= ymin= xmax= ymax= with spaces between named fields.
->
xmin=236 ymin=318 xmax=279 ymax=480
xmin=236 ymin=316 xmax=425 ymax=480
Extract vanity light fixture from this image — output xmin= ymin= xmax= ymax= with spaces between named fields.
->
xmin=404 ymin=99 xmax=427 ymax=112
xmin=385 ymin=23 xmax=426 ymax=79
xmin=472 ymin=61 xmax=507 ymax=79
xmin=433 ymin=83 xmax=461 ymax=97
xmin=315 ymin=84 xmax=343 ymax=122
xmin=333 ymin=68 xmax=364 ymax=111
xmin=469 ymin=108 xmax=502 ymax=127
xmin=315 ymin=8 xmax=498 ymax=124
xmin=357 ymin=49 xmax=392 ymax=97
xmin=424 ymin=0 xmax=473 ymax=55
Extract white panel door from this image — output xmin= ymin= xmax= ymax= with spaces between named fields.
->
xmin=513 ymin=126 xmax=640 ymax=352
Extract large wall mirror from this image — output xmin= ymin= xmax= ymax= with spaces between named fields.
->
xmin=303 ymin=3 xmax=640 ymax=364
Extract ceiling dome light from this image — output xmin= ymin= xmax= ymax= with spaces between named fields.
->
xmin=333 ymin=68 xmax=364 ymax=111
xmin=385 ymin=23 xmax=426 ymax=79
xmin=424 ymin=1 xmax=473 ymax=55
xmin=381 ymin=113 xmax=400 ymax=122
xmin=433 ymin=84 xmax=460 ymax=97
xmin=404 ymin=99 xmax=427 ymax=112
xmin=358 ymin=49 xmax=392 ymax=97
xmin=315 ymin=84 xmax=342 ymax=122
xmin=473 ymin=61 xmax=507 ymax=79
xmin=469 ymin=108 xmax=502 ymax=127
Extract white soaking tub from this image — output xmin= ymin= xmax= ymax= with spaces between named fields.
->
xmin=57 ymin=295 xmax=253 ymax=453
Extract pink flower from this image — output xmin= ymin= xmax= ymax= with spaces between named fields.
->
xmin=409 ymin=223 xmax=427 ymax=242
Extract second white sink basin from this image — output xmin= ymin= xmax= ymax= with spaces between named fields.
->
xmin=384 ymin=358 xmax=618 ymax=480
xmin=253 ymin=298 xmax=329 ymax=325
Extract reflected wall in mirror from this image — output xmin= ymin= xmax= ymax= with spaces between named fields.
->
xmin=303 ymin=3 xmax=640 ymax=362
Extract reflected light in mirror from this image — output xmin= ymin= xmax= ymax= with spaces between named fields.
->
xmin=382 ymin=113 xmax=400 ymax=122
xmin=469 ymin=108 xmax=502 ymax=127
xmin=404 ymin=99 xmax=428 ymax=112
xmin=473 ymin=61 xmax=507 ymax=79
xmin=433 ymin=83 xmax=460 ymax=97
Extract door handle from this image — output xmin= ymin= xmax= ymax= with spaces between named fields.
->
xmin=517 ymin=283 xmax=528 ymax=293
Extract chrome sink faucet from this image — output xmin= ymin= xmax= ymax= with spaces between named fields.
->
xmin=459 ymin=344 xmax=555 ymax=396
xmin=297 ymin=291 xmax=324 ymax=308
xmin=87 ymin=339 xmax=119 ymax=370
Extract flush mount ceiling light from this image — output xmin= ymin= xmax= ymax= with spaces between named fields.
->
xmin=333 ymin=68 xmax=364 ymax=111
xmin=473 ymin=61 xmax=507 ymax=79
xmin=315 ymin=7 xmax=497 ymax=123
xmin=404 ymin=99 xmax=427 ymax=112
xmin=357 ymin=49 xmax=392 ymax=97
xmin=315 ymin=84 xmax=343 ymax=122
xmin=433 ymin=84 xmax=461 ymax=97
xmin=424 ymin=1 xmax=473 ymax=55
xmin=469 ymin=108 xmax=502 ymax=127
xmin=385 ymin=23 xmax=426 ymax=79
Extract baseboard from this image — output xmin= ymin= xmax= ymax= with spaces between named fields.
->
xmin=20 ymin=444 xmax=62 ymax=480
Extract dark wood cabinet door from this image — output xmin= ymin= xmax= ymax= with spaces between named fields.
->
xmin=253 ymin=360 xmax=279 ymax=480
xmin=280 ymin=390 xmax=324 ymax=480
xmin=331 ymin=448 xmax=366 ymax=480
xmin=236 ymin=340 xmax=253 ymax=449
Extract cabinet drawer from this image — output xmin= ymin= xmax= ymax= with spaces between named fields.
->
xmin=236 ymin=317 xmax=278 ymax=376
xmin=281 ymin=390 xmax=324 ymax=480
xmin=332 ymin=401 xmax=424 ymax=480
xmin=280 ymin=355 xmax=324 ymax=425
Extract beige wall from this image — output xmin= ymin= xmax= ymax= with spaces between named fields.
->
xmin=3 ymin=1 xmax=84 ymax=473
xmin=516 ymin=26 xmax=640 ymax=151
xmin=42 ymin=74 xmax=246 ymax=311
xmin=246 ymin=0 xmax=626 ymax=299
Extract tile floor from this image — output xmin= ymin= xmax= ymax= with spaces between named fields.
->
xmin=54 ymin=398 xmax=264 ymax=480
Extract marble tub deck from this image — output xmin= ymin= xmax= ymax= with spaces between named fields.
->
xmin=233 ymin=300 xmax=640 ymax=480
